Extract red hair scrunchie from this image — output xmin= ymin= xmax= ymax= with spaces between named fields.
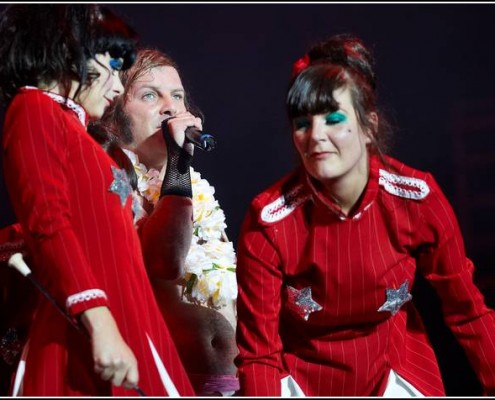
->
xmin=291 ymin=53 xmax=310 ymax=78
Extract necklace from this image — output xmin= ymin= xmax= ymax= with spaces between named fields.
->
xmin=124 ymin=149 xmax=237 ymax=309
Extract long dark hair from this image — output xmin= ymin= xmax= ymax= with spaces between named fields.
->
xmin=0 ymin=4 xmax=138 ymax=107
xmin=287 ymin=33 xmax=392 ymax=157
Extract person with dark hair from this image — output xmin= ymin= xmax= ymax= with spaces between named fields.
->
xmin=90 ymin=48 xmax=239 ymax=396
xmin=234 ymin=33 xmax=495 ymax=396
xmin=0 ymin=5 xmax=194 ymax=396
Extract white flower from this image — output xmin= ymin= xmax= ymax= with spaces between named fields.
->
xmin=126 ymin=150 xmax=237 ymax=309
xmin=192 ymin=268 xmax=237 ymax=308
xmin=195 ymin=207 xmax=227 ymax=241
xmin=202 ymin=240 xmax=236 ymax=266
xmin=185 ymin=240 xmax=211 ymax=276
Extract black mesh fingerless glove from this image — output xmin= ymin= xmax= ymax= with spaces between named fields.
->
xmin=160 ymin=120 xmax=193 ymax=199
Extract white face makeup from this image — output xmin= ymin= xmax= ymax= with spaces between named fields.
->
xmin=75 ymin=52 xmax=124 ymax=120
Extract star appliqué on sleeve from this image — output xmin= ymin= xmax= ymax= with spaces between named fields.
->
xmin=108 ymin=166 xmax=132 ymax=207
xmin=377 ymin=279 xmax=412 ymax=316
xmin=287 ymin=285 xmax=322 ymax=321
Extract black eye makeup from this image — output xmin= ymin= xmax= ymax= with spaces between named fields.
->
xmin=293 ymin=117 xmax=311 ymax=130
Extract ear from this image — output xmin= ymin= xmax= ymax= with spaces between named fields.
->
xmin=368 ymin=111 xmax=379 ymax=132
xmin=364 ymin=111 xmax=379 ymax=143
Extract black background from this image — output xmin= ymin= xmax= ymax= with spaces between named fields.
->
xmin=1 ymin=2 xmax=495 ymax=395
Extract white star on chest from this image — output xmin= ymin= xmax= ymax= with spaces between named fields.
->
xmin=287 ymin=285 xmax=322 ymax=321
xmin=108 ymin=166 xmax=132 ymax=207
xmin=377 ymin=279 xmax=412 ymax=316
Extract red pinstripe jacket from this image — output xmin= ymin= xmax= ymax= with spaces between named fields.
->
xmin=236 ymin=154 xmax=495 ymax=396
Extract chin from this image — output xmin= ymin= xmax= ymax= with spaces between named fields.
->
xmin=309 ymin=167 xmax=340 ymax=182
xmin=87 ymin=108 xmax=104 ymax=121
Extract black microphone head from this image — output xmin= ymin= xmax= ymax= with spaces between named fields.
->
xmin=185 ymin=126 xmax=217 ymax=151
xmin=201 ymin=134 xmax=216 ymax=152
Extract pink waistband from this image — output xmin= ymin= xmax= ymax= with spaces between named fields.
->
xmin=189 ymin=373 xmax=240 ymax=395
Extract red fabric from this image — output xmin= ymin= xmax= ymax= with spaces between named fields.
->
xmin=0 ymin=223 xmax=25 ymax=262
xmin=235 ymin=154 xmax=495 ymax=396
xmin=2 ymin=88 xmax=194 ymax=396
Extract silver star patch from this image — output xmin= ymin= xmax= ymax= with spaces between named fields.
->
xmin=108 ymin=166 xmax=132 ymax=207
xmin=287 ymin=285 xmax=322 ymax=321
xmin=377 ymin=279 xmax=412 ymax=316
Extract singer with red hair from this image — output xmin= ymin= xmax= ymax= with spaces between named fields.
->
xmin=89 ymin=47 xmax=240 ymax=396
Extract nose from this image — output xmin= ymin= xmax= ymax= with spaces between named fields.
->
xmin=308 ymin=118 xmax=327 ymax=142
xmin=159 ymin=95 xmax=177 ymax=117
xmin=112 ymin=73 xmax=124 ymax=95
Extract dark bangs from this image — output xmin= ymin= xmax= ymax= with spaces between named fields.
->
xmin=287 ymin=64 xmax=348 ymax=120
xmin=93 ymin=7 xmax=138 ymax=70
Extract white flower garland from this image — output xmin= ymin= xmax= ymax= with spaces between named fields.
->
xmin=124 ymin=149 xmax=238 ymax=309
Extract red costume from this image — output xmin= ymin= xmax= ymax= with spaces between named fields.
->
xmin=236 ymin=154 xmax=495 ymax=396
xmin=2 ymin=88 xmax=194 ymax=396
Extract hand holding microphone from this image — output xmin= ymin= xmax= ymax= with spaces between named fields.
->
xmin=162 ymin=111 xmax=217 ymax=152
xmin=159 ymin=110 xmax=216 ymax=199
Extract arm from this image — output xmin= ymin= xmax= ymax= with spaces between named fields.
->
xmin=3 ymin=94 xmax=108 ymax=315
xmin=138 ymin=195 xmax=193 ymax=280
xmin=417 ymin=175 xmax=495 ymax=394
xmin=81 ymin=307 xmax=138 ymax=389
xmin=138 ymin=113 xmax=199 ymax=280
xmin=235 ymin=203 xmax=285 ymax=396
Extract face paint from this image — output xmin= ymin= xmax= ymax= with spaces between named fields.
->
xmin=325 ymin=111 xmax=347 ymax=125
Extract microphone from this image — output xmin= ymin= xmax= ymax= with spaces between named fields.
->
xmin=185 ymin=127 xmax=217 ymax=152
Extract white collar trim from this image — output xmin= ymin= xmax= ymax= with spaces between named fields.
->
xmin=22 ymin=86 xmax=86 ymax=127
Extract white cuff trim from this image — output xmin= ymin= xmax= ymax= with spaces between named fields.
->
xmin=66 ymin=289 xmax=107 ymax=309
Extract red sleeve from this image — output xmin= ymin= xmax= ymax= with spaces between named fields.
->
xmin=235 ymin=199 xmax=285 ymax=396
xmin=417 ymin=174 xmax=495 ymax=395
xmin=2 ymin=93 xmax=109 ymax=316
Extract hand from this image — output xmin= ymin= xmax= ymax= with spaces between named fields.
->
xmin=163 ymin=111 xmax=203 ymax=155
xmin=80 ymin=306 xmax=139 ymax=390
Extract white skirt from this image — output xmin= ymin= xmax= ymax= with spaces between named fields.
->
xmin=281 ymin=369 xmax=424 ymax=397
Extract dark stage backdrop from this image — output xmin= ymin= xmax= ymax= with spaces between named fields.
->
xmin=1 ymin=2 xmax=494 ymax=395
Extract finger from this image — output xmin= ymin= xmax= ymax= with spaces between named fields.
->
xmin=111 ymin=366 xmax=127 ymax=387
xmin=95 ymin=357 xmax=122 ymax=382
xmin=193 ymin=116 xmax=203 ymax=130
xmin=99 ymin=366 xmax=115 ymax=382
xmin=122 ymin=363 xmax=139 ymax=390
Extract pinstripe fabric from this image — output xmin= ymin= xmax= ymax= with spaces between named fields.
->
xmin=2 ymin=88 xmax=194 ymax=396
xmin=236 ymin=154 xmax=495 ymax=396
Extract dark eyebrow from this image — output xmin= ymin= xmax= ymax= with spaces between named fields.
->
xmin=136 ymin=84 xmax=185 ymax=95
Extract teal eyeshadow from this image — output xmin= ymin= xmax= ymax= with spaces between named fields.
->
xmin=294 ymin=118 xmax=310 ymax=129
xmin=326 ymin=111 xmax=347 ymax=123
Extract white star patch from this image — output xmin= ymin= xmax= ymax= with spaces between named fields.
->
xmin=377 ymin=279 xmax=412 ymax=316
xmin=286 ymin=285 xmax=322 ymax=321
xmin=108 ymin=166 xmax=132 ymax=207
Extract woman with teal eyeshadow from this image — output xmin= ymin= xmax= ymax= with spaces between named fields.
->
xmin=234 ymin=33 xmax=495 ymax=396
